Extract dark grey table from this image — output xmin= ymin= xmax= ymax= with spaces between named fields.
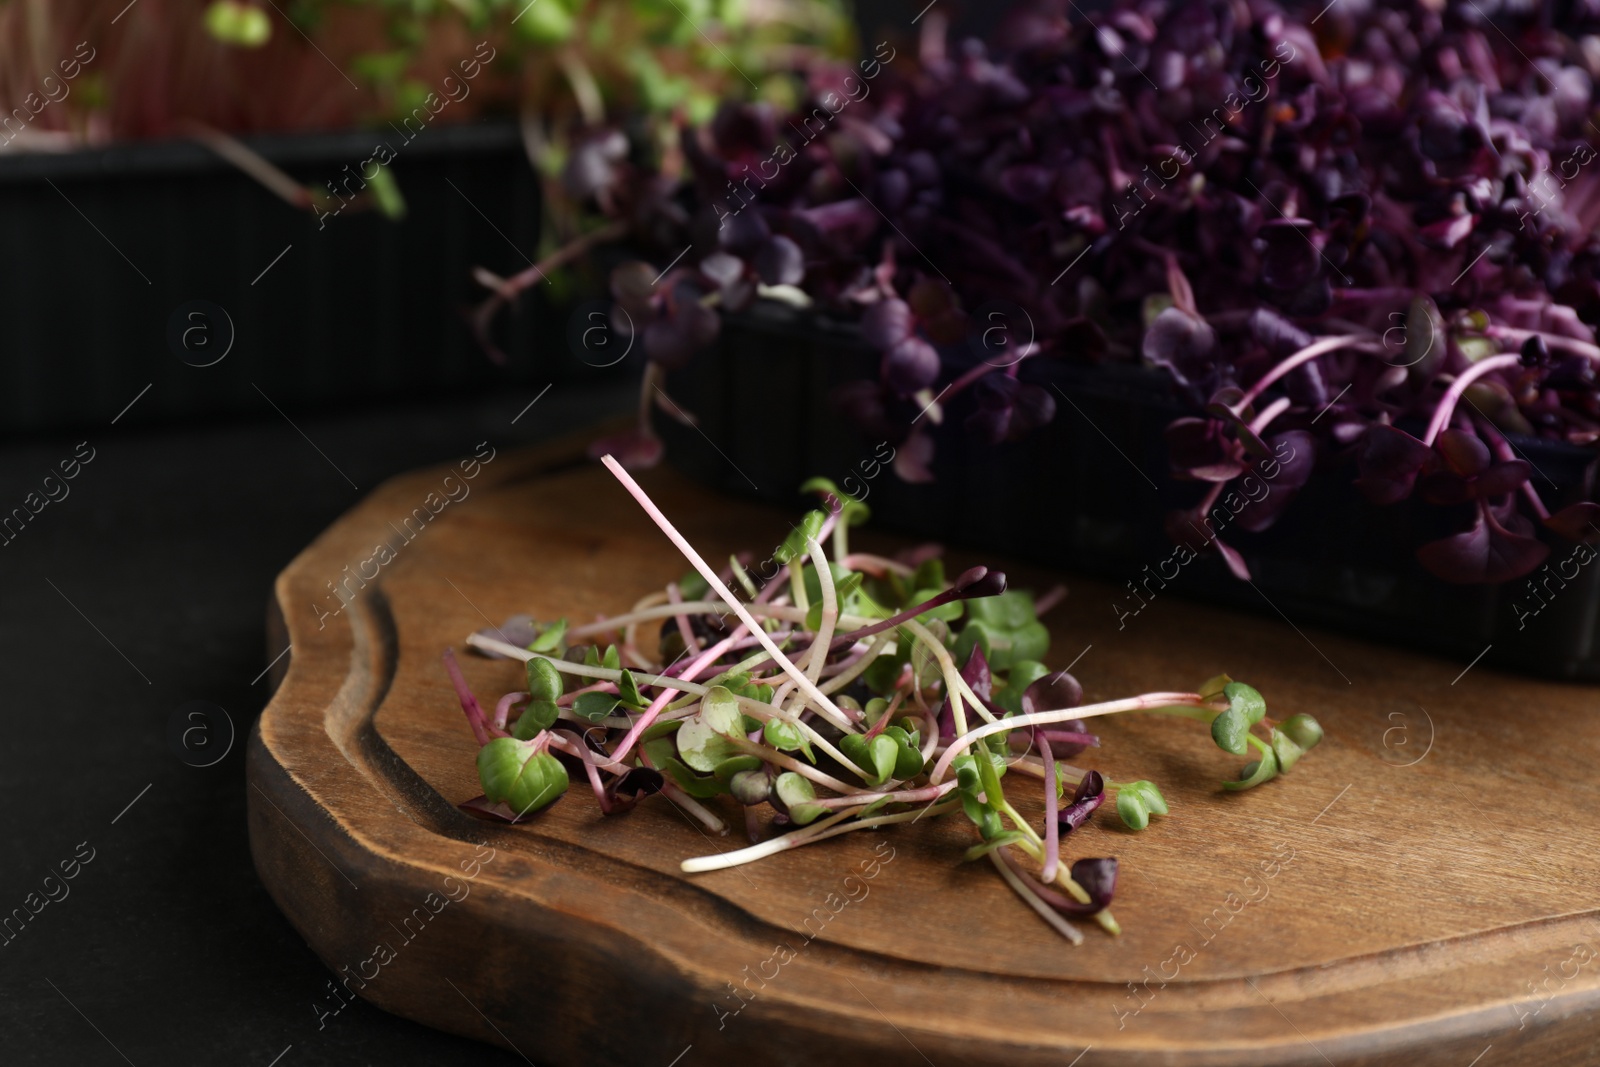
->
xmin=0 ymin=380 xmax=634 ymax=1066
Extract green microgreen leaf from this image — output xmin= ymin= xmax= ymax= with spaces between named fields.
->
xmin=476 ymin=738 xmax=568 ymax=816
xmin=676 ymin=686 xmax=746 ymax=772
xmin=1222 ymin=742 xmax=1280 ymax=791
xmin=1270 ymin=728 xmax=1306 ymax=772
xmin=1210 ymin=707 xmax=1251 ymax=756
xmin=773 ymin=771 xmax=826 ymax=825
xmin=582 ymin=646 xmax=601 ymax=667
xmin=572 ymin=691 xmax=621 ymax=723
xmin=658 ymin=756 xmax=730 ymax=798
xmin=526 ymin=657 xmax=564 ymax=703
xmin=800 ymin=476 xmax=871 ymax=527
xmin=511 ymin=699 xmax=559 ymax=740
xmin=1280 ymin=713 xmax=1324 ymax=750
xmin=1115 ymin=780 xmax=1168 ymax=830
xmin=529 ymin=618 xmax=568 ymax=653
xmin=763 ymin=717 xmax=814 ymax=762
xmin=774 ymin=509 xmax=827 ymax=565
xmin=1224 ymin=681 xmax=1266 ymax=724
xmin=617 ymin=668 xmax=645 ymax=709
xmin=713 ymin=754 xmax=764 ymax=782
xmin=602 ymin=644 xmax=621 ymax=671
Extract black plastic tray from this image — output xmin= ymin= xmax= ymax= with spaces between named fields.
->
xmin=662 ymin=303 xmax=1600 ymax=680
xmin=0 ymin=121 xmax=604 ymax=434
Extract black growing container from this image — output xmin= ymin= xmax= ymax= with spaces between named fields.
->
xmin=662 ymin=303 xmax=1600 ymax=680
xmin=0 ymin=121 xmax=608 ymax=434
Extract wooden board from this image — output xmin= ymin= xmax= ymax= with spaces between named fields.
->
xmin=248 ymin=432 xmax=1600 ymax=1066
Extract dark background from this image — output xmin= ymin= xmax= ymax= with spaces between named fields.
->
xmin=0 ymin=1 xmax=1029 ymax=1063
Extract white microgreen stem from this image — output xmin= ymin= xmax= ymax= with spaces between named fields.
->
xmin=1041 ymin=736 xmax=1060 ymax=884
xmin=787 ymin=559 xmax=810 ymax=614
xmin=680 ymin=800 xmax=961 ymax=873
xmin=661 ymin=782 xmax=728 ymax=835
xmin=804 ymin=537 xmax=839 ymax=686
xmin=601 ymin=454 xmax=855 ymax=731
xmin=1422 ymin=353 xmax=1523 ymax=445
xmin=1236 ymin=335 xmax=1383 ymax=411
xmin=729 ymin=737 xmax=866 ymax=794
xmin=467 ymin=633 xmax=710 ymax=693
xmin=900 ymin=618 xmax=997 ymax=729
xmin=988 ymin=849 xmax=1084 ymax=945
xmin=930 ymin=692 xmax=1207 ymax=783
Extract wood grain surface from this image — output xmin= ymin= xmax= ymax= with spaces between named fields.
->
xmin=248 ymin=431 xmax=1600 ymax=1066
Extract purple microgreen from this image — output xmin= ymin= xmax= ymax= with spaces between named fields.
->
xmin=1057 ymin=769 xmax=1107 ymax=837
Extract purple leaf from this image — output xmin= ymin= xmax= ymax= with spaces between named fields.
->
xmin=862 ymin=298 xmax=913 ymax=349
xmin=881 ymin=336 xmax=941 ymax=394
xmin=1545 ymin=502 xmax=1600 ymax=541
xmin=938 ymin=646 xmax=991 ymax=740
xmin=1057 ymin=769 xmax=1105 ymax=834
xmin=1417 ymin=506 xmax=1550 ymax=584
xmin=1356 ymin=424 xmax=1433 ymax=505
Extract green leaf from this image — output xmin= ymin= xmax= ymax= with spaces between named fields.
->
xmin=907 ymin=587 xmax=963 ymax=623
xmin=365 ymin=165 xmax=405 ymax=221
xmin=862 ymin=650 xmax=907 ymax=695
xmin=1280 ymin=713 xmax=1324 ymax=750
xmin=602 ymin=645 xmax=621 ymax=671
xmin=773 ymin=771 xmax=826 ymax=825
xmin=582 ymin=646 xmax=601 ymax=667
xmin=477 ymin=738 xmax=568 ymax=816
xmin=1198 ymin=673 xmax=1233 ymax=700
xmin=511 ymin=699 xmax=559 ymax=740
xmin=526 ymin=657 xmax=564 ymax=704
xmin=640 ymin=719 xmax=682 ymax=743
xmin=1210 ymin=708 xmax=1251 ymax=756
xmin=804 ymin=569 xmax=865 ymax=630
xmin=800 ymin=476 xmax=870 ymax=526
xmin=1130 ymin=780 xmax=1168 ymax=815
xmin=1224 ymin=682 xmax=1266 ymax=725
xmin=994 ymin=659 xmax=1051 ymax=713
xmin=763 ymin=718 xmax=814 ymax=761
xmin=572 ymin=691 xmax=620 ymax=723
xmin=617 ymin=669 xmax=645 ymax=709
xmin=676 ymin=687 xmax=746 ymax=772
xmin=963 ymin=830 xmax=1028 ymax=861
xmin=1116 ymin=790 xmax=1150 ymax=830
xmin=677 ymin=570 xmax=709 ymax=600
xmin=1270 ymin=728 xmax=1306 ymax=772
xmin=965 ymin=589 xmax=1036 ymax=630
xmin=513 ymin=0 xmax=575 ymax=43
xmin=529 ymin=618 xmax=568 ymax=653
xmin=954 ymin=617 xmax=1049 ymax=672
xmin=713 ymin=754 xmax=764 ymax=782
xmin=774 ymin=510 xmax=827 ymax=564
xmin=658 ymin=756 xmax=729 ymax=798
xmin=1223 ymin=749 xmax=1280 ymax=791
xmin=910 ymin=558 xmax=945 ymax=597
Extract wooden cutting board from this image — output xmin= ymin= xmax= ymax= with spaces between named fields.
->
xmin=248 ymin=431 xmax=1600 ymax=1067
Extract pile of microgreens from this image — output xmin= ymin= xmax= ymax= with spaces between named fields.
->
xmin=445 ymin=457 xmax=1324 ymax=942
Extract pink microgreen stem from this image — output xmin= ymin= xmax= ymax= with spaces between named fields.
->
xmin=1422 ymin=354 xmax=1523 ymax=446
xmin=443 ymin=648 xmax=502 ymax=745
xmin=1236 ymin=335 xmax=1383 ymax=412
xmin=494 ymin=691 xmax=526 ymax=731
